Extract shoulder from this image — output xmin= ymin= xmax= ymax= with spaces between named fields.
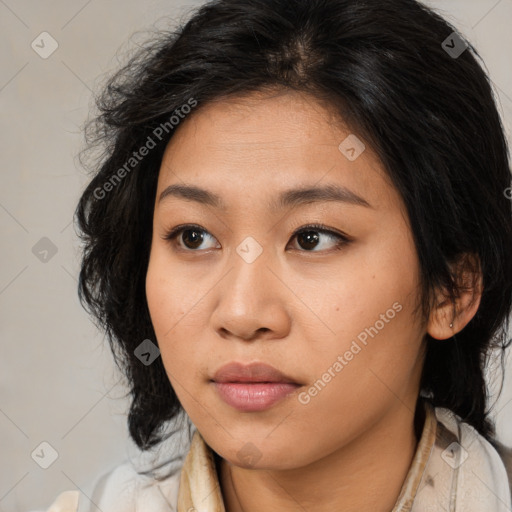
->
xmin=43 ymin=462 xmax=182 ymax=512
xmin=434 ymin=406 xmax=512 ymax=504
xmin=492 ymin=439 xmax=512 ymax=490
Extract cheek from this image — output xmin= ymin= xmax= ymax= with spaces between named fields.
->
xmin=145 ymin=244 xmax=199 ymax=332
xmin=307 ymin=224 xmax=422 ymax=385
xmin=145 ymin=248 xmax=188 ymax=367
xmin=293 ymin=274 xmax=422 ymax=453
xmin=320 ymin=229 xmax=419 ymax=338
xmin=146 ymin=266 xmax=174 ymax=336
xmin=145 ymin=245 xmax=210 ymax=400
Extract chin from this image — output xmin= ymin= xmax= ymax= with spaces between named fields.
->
xmin=212 ymin=436 xmax=304 ymax=471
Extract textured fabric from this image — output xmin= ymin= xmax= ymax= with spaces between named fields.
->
xmin=38 ymin=400 xmax=512 ymax=512
xmin=409 ymin=405 xmax=512 ymax=511
xmin=45 ymin=491 xmax=80 ymax=512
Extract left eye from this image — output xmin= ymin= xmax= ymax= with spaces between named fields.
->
xmin=289 ymin=225 xmax=350 ymax=252
xmin=162 ymin=223 xmax=351 ymax=252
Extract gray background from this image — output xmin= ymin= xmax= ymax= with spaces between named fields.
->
xmin=1 ymin=1 xmax=511 ymax=511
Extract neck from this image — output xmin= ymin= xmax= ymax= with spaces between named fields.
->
xmin=217 ymin=399 xmax=424 ymax=512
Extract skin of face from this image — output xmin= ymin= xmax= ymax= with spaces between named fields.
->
xmin=144 ymin=89 xmax=477 ymax=511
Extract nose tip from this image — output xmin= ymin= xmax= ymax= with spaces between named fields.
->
xmin=217 ymin=313 xmax=274 ymax=341
xmin=210 ymin=257 xmax=291 ymax=342
xmin=219 ymin=325 xmax=271 ymax=341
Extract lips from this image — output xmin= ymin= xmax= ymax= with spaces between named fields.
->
xmin=211 ymin=361 xmax=300 ymax=384
xmin=211 ymin=362 xmax=302 ymax=412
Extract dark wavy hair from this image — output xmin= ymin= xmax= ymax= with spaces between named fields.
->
xmin=75 ymin=0 xmax=512 ymax=451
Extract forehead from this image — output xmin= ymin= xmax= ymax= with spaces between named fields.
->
xmin=156 ymin=89 xmax=400 ymax=214
xmin=164 ymin=89 xmax=353 ymax=156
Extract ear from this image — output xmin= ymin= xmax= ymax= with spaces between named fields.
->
xmin=427 ymin=253 xmax=483 ymax=340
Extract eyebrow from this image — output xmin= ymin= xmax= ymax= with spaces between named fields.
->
xmin=158 ymin=183 xmax=372 ymax=210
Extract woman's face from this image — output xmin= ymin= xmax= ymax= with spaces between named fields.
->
xmin=146 ymin=89 xmax=427 ymax=469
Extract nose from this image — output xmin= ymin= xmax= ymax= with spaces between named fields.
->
xmin=209 ymin=244 xmax=292 ymax=342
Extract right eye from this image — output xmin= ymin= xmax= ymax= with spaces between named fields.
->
xmin=162 ymin=224 xmax=220 ymax=251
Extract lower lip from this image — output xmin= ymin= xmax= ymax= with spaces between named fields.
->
xmin=212 ymin=382 xmax=300 ymax=412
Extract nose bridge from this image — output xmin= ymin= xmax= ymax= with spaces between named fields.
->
xmin=210 ymin=233 xmax=290 ymax=339
xmin=228 ymin=233 xmax=272 ymax=300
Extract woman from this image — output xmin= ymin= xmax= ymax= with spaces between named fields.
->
xmin=43 ymin=0 xmax=512 ymax=510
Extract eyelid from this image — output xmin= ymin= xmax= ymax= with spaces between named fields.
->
xmin=289 ymin=223 xmax=351 ymax=241
xmin=162 ymin=223 xmax=207 ymax=241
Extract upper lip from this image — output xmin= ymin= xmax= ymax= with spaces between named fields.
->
xmin=212 ymin=362 xmax=300 ymax=384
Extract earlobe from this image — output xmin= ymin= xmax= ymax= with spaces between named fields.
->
xmin=427 ymin=294 xmax=456 ymax=340
xmin=427 ymin=254 xmax=483 ymax=341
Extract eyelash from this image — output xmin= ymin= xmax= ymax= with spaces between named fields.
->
xmin=161 ymin=223 xmax=352 ymax=253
